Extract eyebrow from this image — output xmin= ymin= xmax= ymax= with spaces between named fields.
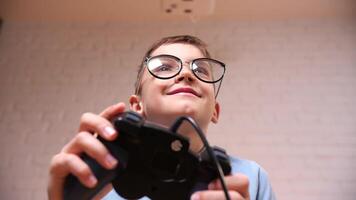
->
xmin=153 ymin=54 xmax=205 ymax=64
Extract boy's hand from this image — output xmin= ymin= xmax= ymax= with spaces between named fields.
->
xmin=47 ymin=102 xmax=126 ymax=200
xmin=191 ymin=174 xmax=250 ymax=200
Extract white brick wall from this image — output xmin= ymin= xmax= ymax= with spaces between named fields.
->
xmin=0 ymin=19 xmax=355 ymax=200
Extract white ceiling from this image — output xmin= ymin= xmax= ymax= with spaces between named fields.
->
xmin=1 ymin=0 xmax=355 ymax=23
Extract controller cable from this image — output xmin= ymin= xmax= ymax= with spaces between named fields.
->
xmin=170 ymin=116 xmax=231 ymax=200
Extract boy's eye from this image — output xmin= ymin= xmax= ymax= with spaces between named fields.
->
xmin=148 ymin=58 xmax=178 ymax=75
xmin=154 ymin=64 xmax=175 ymax=72
xmin=192 ymin=63 xmax=211 ymax=78
xmin=195 ymin=67 xmax=209 ymax=75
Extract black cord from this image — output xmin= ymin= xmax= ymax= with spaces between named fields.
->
xmin=170 ymin=117 xmax=231 ymax=200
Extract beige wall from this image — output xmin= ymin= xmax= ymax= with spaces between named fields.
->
xmin=0 ymin=19 xmax=355 ymax=199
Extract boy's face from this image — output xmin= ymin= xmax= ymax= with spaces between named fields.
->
xmin=130 ymin=43 xmax=220 ymax=132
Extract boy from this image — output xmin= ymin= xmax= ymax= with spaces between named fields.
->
xmin=48 ymin=35 xmax=275 ymax=200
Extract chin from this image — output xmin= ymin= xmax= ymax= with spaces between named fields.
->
xmin=173 ymin=105 xmax=197 ymax=118
xmin=145 ymin=102 xmax=200 ymax=125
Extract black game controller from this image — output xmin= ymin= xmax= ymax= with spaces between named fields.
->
xmin=64 ymin=111 xmax=231 ymax=200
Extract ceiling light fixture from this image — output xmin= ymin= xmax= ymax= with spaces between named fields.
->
xmin=162 ymin=0 xmax=215 ymax=16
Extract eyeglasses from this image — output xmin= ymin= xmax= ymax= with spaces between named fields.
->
xmin=145 ymin=54 xmax=225 ymax=83
xmin=144 ymin=54 xmax=226 ymax=97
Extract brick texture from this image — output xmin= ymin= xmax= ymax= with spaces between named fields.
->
xmin=0 ymin=19 xmax=355 ymax=200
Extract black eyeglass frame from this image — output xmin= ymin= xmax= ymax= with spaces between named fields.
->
xmin=145 ymin=54 xmax=226 ymax=83
xmin=144 ymin=54 xmax=226 ymax=98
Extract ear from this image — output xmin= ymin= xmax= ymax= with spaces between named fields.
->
xmin=211 ymin=102 xmax=220 ymax=124
xmin=129 ymin=95 xmax=144 ymax=115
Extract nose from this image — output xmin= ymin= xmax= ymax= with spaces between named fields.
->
xmin=175 ymin=64 xmax=195 ymax=83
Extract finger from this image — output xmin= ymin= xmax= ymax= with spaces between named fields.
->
xmin=79 ymin=112 xmax=117 ymax=141
xmin=191 ymin=190 xmax=244 ymax=200
xmin=48 ymin=153 xmax=70 ymax=199
xmin=62 ymin=131 xmax=118 ymax=169
xmin=208 ymin=174 xmax=250 ymax=199
xmin=99 ymin=102 xmax=126 ymax=120
xmin=50 ymin=153 xmax=97 ymax=188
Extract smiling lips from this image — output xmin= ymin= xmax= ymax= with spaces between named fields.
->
xmin=167 ymin=87 xmax=201 ymax=97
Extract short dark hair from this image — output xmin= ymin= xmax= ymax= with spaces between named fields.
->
xmin=134 ymin=35 xmax=212 ymax=94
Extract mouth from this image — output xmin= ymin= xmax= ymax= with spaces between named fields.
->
xmin=167 ymin=87 xmax=201 ymax=97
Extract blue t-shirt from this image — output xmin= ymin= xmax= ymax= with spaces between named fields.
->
xmin=103 ymin=156 xmax=276 ymax=200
